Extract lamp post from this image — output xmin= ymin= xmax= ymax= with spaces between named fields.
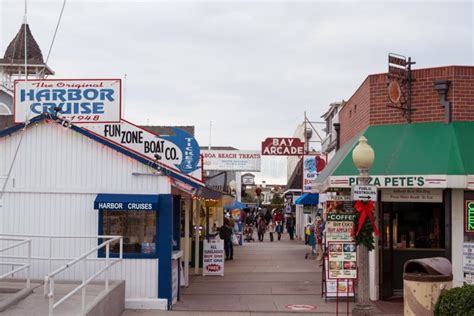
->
xmin=352 ymin=136 xmax=376 ymax=316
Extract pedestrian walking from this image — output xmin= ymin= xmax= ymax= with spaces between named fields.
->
xmin=264 ymin=209 xmax=272 ymax=225
xmin=273 ymin=209 xmax=284 ymax=241
xmin=257 ymin=215 xmax=266 ymax=242
xmin=219 ymin=218 xmax=233 ymax=260
xmin=286 ymin=213 xmax=295 ymax=240
xmin=268 ymin=220 xmax=276 ymax=242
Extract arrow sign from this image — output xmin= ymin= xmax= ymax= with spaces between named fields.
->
xmin=352 ymin=185 xmax=378 ymax=201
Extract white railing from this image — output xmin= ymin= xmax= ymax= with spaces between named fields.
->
xmin=0 ymin=234 xmax=122 ymax=316
xmin=0 ymin=237 xmax=32 ymax=289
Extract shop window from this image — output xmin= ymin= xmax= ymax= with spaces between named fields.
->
xmin=99 ymin=210 xmax=157 ymax=258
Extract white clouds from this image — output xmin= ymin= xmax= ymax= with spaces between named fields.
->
xmin=1 ymin=0 xmax=472 ymax=184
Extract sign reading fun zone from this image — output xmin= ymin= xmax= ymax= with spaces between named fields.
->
xmin=14 ymin=79 xmax=121 ymax=123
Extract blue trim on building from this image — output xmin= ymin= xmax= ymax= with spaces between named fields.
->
xmin=158 ymin=194 xmax=173 ymax=309
xmin=173 ymin=195 xmax=181 ymax=251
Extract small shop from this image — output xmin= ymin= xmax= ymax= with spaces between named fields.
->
xmin=294 ymin=193 xmax=320 ymax=241
xmin=0 ymin=110 xmax=204 ymax=310
xmin=315 ymin=121 xmax=474 ymax=300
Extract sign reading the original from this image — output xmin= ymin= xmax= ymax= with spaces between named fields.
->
xmin=382 ymin=188 xmax=443 ymax=203
xmin=466 ymin=201 xmax=474 ymax=233
xmin=14 ymin=79 xmax=121 ymax=123
xmin=261 ymin=137 xmax=305 ymax=156
xmin=328 ymin=241 xmax=357 ymax=279
xmin=202 ymin=150 xmax=261 ymax=171
xmin=82 ymin=121 xmax=201 ymax=177
xmin=203 ymin=239 xmax=224 ymax=276
xmin=352 ymin=185 xmax=377 ymax=201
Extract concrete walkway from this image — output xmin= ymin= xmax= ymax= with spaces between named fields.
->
xmin=123 ymin=234 xmax=403 ymax=315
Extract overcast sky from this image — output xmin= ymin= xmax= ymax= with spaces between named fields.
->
xmin=1 ymin=0 xmax=473 ymax=184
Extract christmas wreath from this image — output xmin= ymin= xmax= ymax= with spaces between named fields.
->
xmin=353 ymin=200 xmax=379 ymax=251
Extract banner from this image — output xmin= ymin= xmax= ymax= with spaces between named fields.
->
xmin=261 ymin=137 xmax=304 ymax=156
xmin=81 ymin=120 xmax=201 ymax=178
xmin=202 ymin=150 xmax=261 ymax=171
xmin=14 ymin=79 xmax=121 ymax=123
xmin=302 ymin=155 xmax=326 ymax=193
xmin=203 ymin=239 xmax=225 ymax=276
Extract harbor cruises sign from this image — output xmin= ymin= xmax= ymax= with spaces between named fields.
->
xmin=81 ymin=120 xmax=201 ymax=178
xmin=14 ymin=79 xmax=121 ymax=123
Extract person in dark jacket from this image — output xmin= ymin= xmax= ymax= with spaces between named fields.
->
xmin=219 ymin=218 xmax=233 ymax=260
xmin=286 ymin=213 xmax=296 ymax=240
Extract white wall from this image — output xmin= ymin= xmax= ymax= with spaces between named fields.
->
xmin=451 ymin=189 xmax=464 ymax=287
xmin=0 ymin=122 xmax=170 ymax=299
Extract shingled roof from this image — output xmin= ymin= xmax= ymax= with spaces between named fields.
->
xmin=1 ymin=24 xmax=44 ymax=64
xmin=139 ymin=125 xmax=195 ymax=136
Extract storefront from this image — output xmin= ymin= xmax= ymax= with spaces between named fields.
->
xmin=0 ymin=113 xmax=204 ymax=310
xmin=315 ymin=121 xmax=474 ymax=300
xmin=294 ymin=193 xmax=319 ymax=241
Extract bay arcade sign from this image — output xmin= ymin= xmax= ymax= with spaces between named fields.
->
xmin=261 ymin=137 xmax=305 ymax=156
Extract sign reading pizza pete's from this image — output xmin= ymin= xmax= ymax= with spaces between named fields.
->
xmin=261 ymin=137 xmax=304 ymax=156
xmin=14 ymin=79 xmax=121 ymax=123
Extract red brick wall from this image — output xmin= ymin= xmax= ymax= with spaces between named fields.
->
xmin=338 ymin=66 xmax=474 ymax=146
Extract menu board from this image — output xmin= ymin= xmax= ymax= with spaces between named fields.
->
xmin=328 ymin=242 xmax=357 ymax=279
xmin=202 ymin=239 xmax=225 ymax=276
xmin=463 ymin=242 xmax=474 ymax=284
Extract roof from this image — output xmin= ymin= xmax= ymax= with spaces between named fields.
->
xmin=140 ymin=125 xmax=194 ymax=137
xmin=0 ymin=114 xmax=204 ymax=188
xmin=315 ymin=122 xmax=474 ymax=189
xmin=1 ymin=24 xmax=44 ymax=64
xmin=200 ymin=146 xmax=239 ymax=150
xmin=321 ymin=102 xmax=343 ymax=120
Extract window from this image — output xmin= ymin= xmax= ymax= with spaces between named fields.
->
xmin=100 ymin=210 xmax=157 ymax=258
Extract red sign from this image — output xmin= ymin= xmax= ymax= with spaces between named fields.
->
xmin=261 ymin=137 xmax=305 ymax=156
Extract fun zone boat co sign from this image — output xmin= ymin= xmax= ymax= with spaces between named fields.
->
xmin=14 ymin=79 xmax=121 ymax=123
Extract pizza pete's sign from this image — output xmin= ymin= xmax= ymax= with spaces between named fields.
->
xmin=14 ymin=79 xmax=121 ymax=123
xmin=328 ymin=175 xmax=448 ymax=188
xmin=81 ymin=120 xmax=201 ymax=177
xmin=261 ymin=137 xmax=304 ymax=156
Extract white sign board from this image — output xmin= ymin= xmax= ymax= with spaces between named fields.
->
xmin=203 ymin=239 xmax=224 ymax=276
xmin=352 ymin=185 xmax=377 ymax=201
xmin=81 ymin=120 xmax=202 ymax=180
xmin=381 ymin=188 xmax=443 ymax=203
xmin=302 ymin=155 xmax=317 ymax=193
xmin=463 ymin=242 xmax=474 ymax=274
xmin=202 ymin=150 xmax=261 ymax=171
xmin=14 ymin=79 xmax=121 ymax=123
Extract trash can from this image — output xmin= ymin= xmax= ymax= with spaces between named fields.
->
xmin=403 ymin=257 xmax=453 ymax=316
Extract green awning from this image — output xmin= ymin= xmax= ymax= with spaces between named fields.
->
xmin=315 ymin=122 xmax=474 ymax=190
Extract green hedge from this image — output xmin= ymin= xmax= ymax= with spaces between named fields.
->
xmin=434 ymin=284 xmax=474 ymax=316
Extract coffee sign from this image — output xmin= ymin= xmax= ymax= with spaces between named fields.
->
xmin=261 ymin=137 xmax=304 ymax=156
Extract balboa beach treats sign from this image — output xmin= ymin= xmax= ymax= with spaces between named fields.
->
xmin=81 ymin=120 xmax=201 ymax=177
xmin=14 ymin=79 xmax=121 ymax=123
xmin=202 ymin=150 xmax=261 ymax=171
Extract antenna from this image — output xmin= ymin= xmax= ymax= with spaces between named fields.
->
xmin=123 ymin=73 xmax=127 ymax=117
xmin=208 ymin=120 xmax=212 ymax=150
xmin=24 ymin=0 xmax=28 ymax=82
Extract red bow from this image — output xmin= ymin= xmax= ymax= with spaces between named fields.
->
xmin=354 ymin=200 xmax=379 ymax=237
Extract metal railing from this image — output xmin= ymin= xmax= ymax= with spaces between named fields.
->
xmin=0 ymin=237 xmax=32 ymax=289
xmin=0 ymin=234 xmax=122 ymax=316
xmin=44 ymin=236 xmax=122 ymax=316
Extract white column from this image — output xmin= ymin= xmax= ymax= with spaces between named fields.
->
xmin=451 ymin=189 xmax=464 ymax=287
xmin=184 ymin=197 xmax=190 ymax=286
xmin=369 ymin=200 xmax=380 ymax=301
xmin=194 ymin=199 xmax=200 ymax=275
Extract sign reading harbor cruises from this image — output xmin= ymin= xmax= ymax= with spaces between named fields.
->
xmin=81 ymin=120 xmax=201 ymax=178
xmin=14 ymin=79 xmax=121 ymax=123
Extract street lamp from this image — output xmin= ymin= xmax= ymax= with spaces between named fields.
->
xmin=352 ymin=136 xmax=376 ymax=316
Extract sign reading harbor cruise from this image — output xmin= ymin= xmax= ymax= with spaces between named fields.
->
xmin=14 ymin=79 xmax=121 ymax=123
xmin=82 ymin=120 xmax=201 ymax=178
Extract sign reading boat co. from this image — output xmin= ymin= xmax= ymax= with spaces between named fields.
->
xmin=14 ymin=79 xmax=121 ymax=123
xmin=82 ymin=120 xmax=201 ymax=178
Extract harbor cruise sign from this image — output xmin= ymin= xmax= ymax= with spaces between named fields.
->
xmin=14 ymin=79 xmax=121 ymax=123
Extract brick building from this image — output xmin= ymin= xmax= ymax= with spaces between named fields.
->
xmin=316 ymin=64 xmax=474 ymax=304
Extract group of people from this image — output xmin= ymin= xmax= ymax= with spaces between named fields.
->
xmin=244 ymin=209 xmax=295 ymax=242
xmin=304 ymin=214 xmax=325 ymax=265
